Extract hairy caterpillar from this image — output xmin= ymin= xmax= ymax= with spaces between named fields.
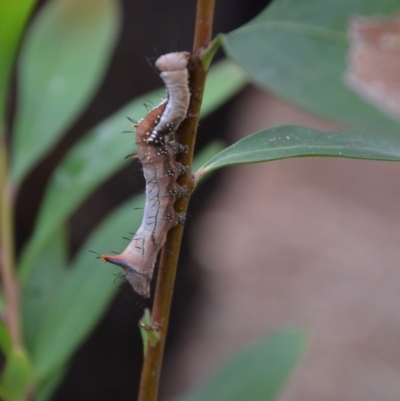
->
xmin=101 ymin=52 xmax=191 ymax=298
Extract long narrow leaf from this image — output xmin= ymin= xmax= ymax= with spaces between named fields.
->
xmin=178 ymin=328 xmax=307 ymax=401
xmin=196 ymin=125 xmax=400 ymax=181
xmin=0 ymin=347 xmax=32 ymax=401
xmin=22 ymin=230 xmax=67 ymax=352
xmin=0 ymin=320 xmax=12 ymax=355
xmin=11 ymin=0 xmax=120 ymax=185
xmin=33 ymin=367 xmax=66 ymax=401
xmin=0 ymin=0 xmax=35 ymax=123
xmin=201 ymin=59 xmax=247 ymax=118
xmin=221 ymin=0 xmax=400 ymax=131
xmin=31 ymin=195 xmax=144 ymax=382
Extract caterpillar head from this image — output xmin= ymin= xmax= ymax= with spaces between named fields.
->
xmin=155 ymin=52 xmax=190 ymax=72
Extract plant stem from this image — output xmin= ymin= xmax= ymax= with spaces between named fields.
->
xmin=0 ymin=125 xmax=23 ymax=349
xmin=137 ymin=1 xmax=215 ymax=400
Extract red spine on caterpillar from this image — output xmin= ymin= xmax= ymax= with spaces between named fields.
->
xmin=101 ymin=52 xmax=191 ymax=298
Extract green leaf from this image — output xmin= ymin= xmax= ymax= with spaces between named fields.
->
xmin=31 ymin=195 xmax=144 ymax=382
xmin=33 ymin=367 xmax=66 ymax=401
xmin=0 ymin=0 xmax=36 ymax=123
xmin=221 ymin=0 xmax=400 ymax=131
xmin=193 ymin=141 xmax=225 ymax=173
xmin=18 ymin=59 xmax=237 ymax=282
xmin=178 ymin=328 xmax=307 ymax=401
xmin=200 ymin=59 xmax=247 ymax=119
xmin=11 ymin=0 xmax=120 ymax=185
xmin=0 ymin=320 xmax=12 ymax=355
xmin=22 ymin=230 xmax=67 ymax=352
xmin=196 ymin=125 xmax=400 ymax=180
xmin=0 ymin=288 xmax=5 ymax=315
xmin=0 ymin=347 xmax=32 ymax=401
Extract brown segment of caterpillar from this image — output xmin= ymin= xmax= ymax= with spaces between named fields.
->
xmin=100 ymin=52 xmax=191 ymax=298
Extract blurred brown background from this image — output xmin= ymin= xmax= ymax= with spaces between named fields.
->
xmin=15 ymin=0 xmax=400 ymax=400
xmin=162 ymin=89 xmax=400 ymax=401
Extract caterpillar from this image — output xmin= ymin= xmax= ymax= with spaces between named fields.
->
xmin=101 ymin=52 xmax=191 ymax=298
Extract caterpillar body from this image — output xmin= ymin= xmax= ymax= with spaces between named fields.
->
xmin=101 ymin=52 xmax=191 ymax=298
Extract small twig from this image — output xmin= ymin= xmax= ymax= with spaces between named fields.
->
xmin=0 ymin=126 xmax=23 ymax=349
xmin=137 ymin=1 xmax=215 ymax=400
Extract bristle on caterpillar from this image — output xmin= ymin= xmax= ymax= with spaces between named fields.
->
xmin=101 ymin=52 xmax=191 ymax=298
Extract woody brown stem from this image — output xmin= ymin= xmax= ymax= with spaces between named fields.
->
xmin=137 ymin=0 xmax=215 ymax=400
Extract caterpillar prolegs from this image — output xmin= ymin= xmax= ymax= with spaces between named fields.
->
xmin=101 ymin=52 xmax=191 ymax=298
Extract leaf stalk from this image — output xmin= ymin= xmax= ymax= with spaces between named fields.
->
xmin=0 ymin=124 xmax=23 ymax=350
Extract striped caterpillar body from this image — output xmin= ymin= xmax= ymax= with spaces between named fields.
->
xmin=101 ymin=52 xmax=191 ymax=298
